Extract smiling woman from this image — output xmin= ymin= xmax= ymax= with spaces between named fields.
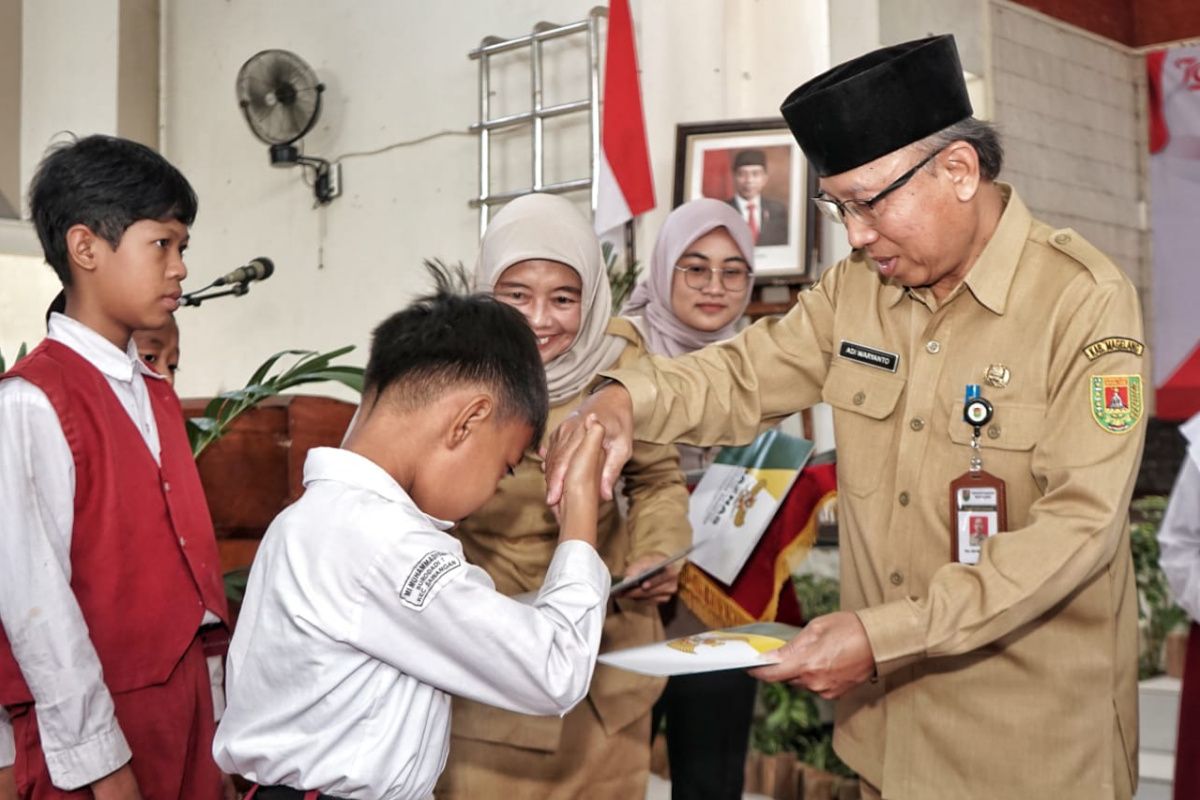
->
xmin=624 ymin=197 xmax=756 ymax=360
xmin=491 ymin=259 xmax=583 ymax=365
xmin=438 ymin=193 xmax=691 ymax=800
xmin=474 ymin=194 xmax=624 ymax=405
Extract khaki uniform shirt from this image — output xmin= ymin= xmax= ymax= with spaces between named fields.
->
xmin=450 ymin=318 xmax=690 ymax=753
xmin=606 ymin=186 xmax=1145 ymax=800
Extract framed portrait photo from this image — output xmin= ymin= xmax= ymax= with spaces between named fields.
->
xmin=672 ymin=118 xmax=817 ymax=278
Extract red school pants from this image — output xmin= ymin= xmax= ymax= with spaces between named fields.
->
xmin=8 ymin=635 xmax=221 ymax=799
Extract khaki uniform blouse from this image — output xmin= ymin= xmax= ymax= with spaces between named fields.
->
xmin=605 ymin=186 xmax=1146 ymax=800
xmin=451 ymin=317 xmax=690 ymax=752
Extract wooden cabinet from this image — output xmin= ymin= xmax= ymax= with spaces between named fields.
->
xmin=181 ymin=394 xmax=357 ymax=573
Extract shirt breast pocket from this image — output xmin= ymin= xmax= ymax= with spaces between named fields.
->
xmin=822 ymin=363 xmax=906 ymax=496
xmin=945 ymin=399 xmax=1045 ymax=452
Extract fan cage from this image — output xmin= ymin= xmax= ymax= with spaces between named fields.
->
xmin=236 ymin=48 xmax=325 ymax=147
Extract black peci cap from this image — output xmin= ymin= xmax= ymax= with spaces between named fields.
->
xmin=732 ymin=149 xmax=767 ymax=171
xmin=780 ymin=35 xmax=973 ymax=177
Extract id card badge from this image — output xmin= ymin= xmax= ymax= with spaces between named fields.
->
xmin=950 ymin=472 xmax=1008 ymax=564
xmin=950 ymin=385 xmax=1008 ymax=565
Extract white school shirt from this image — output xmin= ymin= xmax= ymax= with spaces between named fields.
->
xmin=1160 ymin=413 xmax=1200 ymax=622
xmin=212 ymin=447 xmax=609 ymax=800
xmin=0 ymin=707 xmax=12 ymax=769
xmin=0 ymin=313 xmax=221 ymax=787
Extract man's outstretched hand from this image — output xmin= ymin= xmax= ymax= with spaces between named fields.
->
xmin=749 ymin=611 xmax=876 ymax=699
xmin=543 ymin=384 xmax=635 ymax=506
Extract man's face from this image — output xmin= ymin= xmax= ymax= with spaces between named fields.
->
xmin=734 ymin=165 xmax=767 ymax=201
xmin=818 ymin=145 xmax=973 ymax=294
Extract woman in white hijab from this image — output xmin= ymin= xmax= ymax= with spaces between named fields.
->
xmin=624 ymin=198 xmax=759 ymax=800
xmin=438 ymin=193 xmax=690 ymax=800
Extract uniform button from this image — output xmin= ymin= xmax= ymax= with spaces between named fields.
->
xmin=178 ymin=537 xmax=186 ymax=547
xmin=852 ymin=391 xmax=866 ymax=406
xmin=163 ymin=481 xmax=171 ymax=492
xmin=889 ymin=571 xmax=904 ymax=586
xmin=925 ymin=340 xmax=941 ymax=354
xmin=987 ymin=425 xmax=1001 ymax=439
xmin=898 ymin=491 xmax=910 ymax=506
xmin=909 ymin=417 xmax=925 ymax=431
xmin=1054 ymin=233 xmax=1071 ymax=245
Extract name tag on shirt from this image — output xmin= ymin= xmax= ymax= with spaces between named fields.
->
xmin=839 ymin=340 xmax=899 ymax=373
xmin=399 ymin=551 xmax=463 ymax=611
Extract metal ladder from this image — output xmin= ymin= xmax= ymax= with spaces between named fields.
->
xmin=468 ymin=7 xmax=607 ymax=238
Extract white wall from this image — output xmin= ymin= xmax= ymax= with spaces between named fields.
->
xmin=157 ymin=0 xmax=830 ymax=400
xmin=988 ymin=1 xmax=1148 ymax=296
xmin=1 ymin=0 xmax=165 ymax=362
xmin=0 ymin=217 xmax=53 ymax=364
xmin=20 ymin=0 xmax=121 ymax=209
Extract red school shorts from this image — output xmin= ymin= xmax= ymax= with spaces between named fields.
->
xmin=9 ymin=635 xmax=221 ymax=799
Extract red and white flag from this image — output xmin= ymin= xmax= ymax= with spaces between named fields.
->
xmin=1147 ymin=45 xmax=1200 ymax=419
xmin=593 ymin=0 xmax=655 ymax=235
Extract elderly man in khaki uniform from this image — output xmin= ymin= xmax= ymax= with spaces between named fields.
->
xmin=545 ymin=35 xmax=1145 ymax=800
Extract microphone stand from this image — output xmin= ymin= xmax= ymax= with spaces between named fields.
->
xmin=179 ymin=281 xmax=252 ymax=308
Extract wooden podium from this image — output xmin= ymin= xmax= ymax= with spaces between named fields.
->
xmin=181 ymin=394 xmax=357 ymax=574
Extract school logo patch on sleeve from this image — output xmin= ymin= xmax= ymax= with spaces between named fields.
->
xmin=1082 ymin=337 xmax=1145 ymax=361
xmin=1090 ymin=375 xmax=1143 ymax=434
xmin=399 ymin=551 xmax=463 ymax=611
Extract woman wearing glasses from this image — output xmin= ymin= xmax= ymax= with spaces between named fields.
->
xmin=623 ymin=198 xmax=757 ymax=800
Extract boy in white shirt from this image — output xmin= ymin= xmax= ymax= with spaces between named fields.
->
xmin=0 ymin=134 xmax=229 ymax=799
xmin=213 ymin=284 xmax=612 ymax=800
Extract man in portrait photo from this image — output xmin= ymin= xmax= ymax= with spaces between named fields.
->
xmin=726 ymin=148 xmax=789 ymax=246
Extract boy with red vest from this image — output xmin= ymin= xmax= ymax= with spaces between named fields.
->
xmin=0 ymin=135 xmax=229 ymax=798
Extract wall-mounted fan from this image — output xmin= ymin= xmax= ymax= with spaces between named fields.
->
xmin=236 ymin=49 xmax=341 ymax=205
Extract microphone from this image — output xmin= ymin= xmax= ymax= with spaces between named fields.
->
xmin=213 ymin=257 xmax=274 ymax=286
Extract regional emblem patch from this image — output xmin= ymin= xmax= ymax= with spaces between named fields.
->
xmin=1090 ymin=375 xmax=1143 ymax=434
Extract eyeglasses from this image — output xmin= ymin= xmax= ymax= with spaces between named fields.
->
xmin=812 ymin=144 xmax=948 ymax=227
xmin=673 ymin=264 xmax=753 ymax=292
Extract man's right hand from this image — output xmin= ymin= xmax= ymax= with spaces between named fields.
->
xmin=542 ymin=383 xmax=635 ymax=506
xmin=90 ymin=763 xmax=142 ymax=800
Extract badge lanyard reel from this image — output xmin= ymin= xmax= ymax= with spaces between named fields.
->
xmin=949 ymin=385 xmax=1008 ymax=565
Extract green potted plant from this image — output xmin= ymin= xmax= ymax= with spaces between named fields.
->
xmin=745 ymin=573 xmax=857 ymax=798
xmin=1130 ymin=494 xmax=1187 ymax=679
xmin=0 ymin=343 xmax=28 ymax=373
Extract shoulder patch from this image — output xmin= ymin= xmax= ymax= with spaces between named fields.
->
xmin=1083 ymin=337 xmax=1145 ymax=361
xmin=399 ymin=550 xmax=463 ymax=611
xmin=1047 ymin=228 xmax=1124 ymax=283
xmin=1090 ymin=375 xmax=1143 ymax=434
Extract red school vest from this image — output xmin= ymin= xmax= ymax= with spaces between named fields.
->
xmin=0 ymin=339 xmax=228 ymax=704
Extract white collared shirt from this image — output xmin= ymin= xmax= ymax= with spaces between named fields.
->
xmin=732 ymin=194 xmax=762 ymax=231
xmin=0 ymin=314 xmax=218 ymax=787
xmin=213 ymin=447 xmax=609 ymax=800
xmin=0 ymin=707 xmax=11 ymax=769
xmin=1160 ymin=414 xmax=1200 ymax=622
